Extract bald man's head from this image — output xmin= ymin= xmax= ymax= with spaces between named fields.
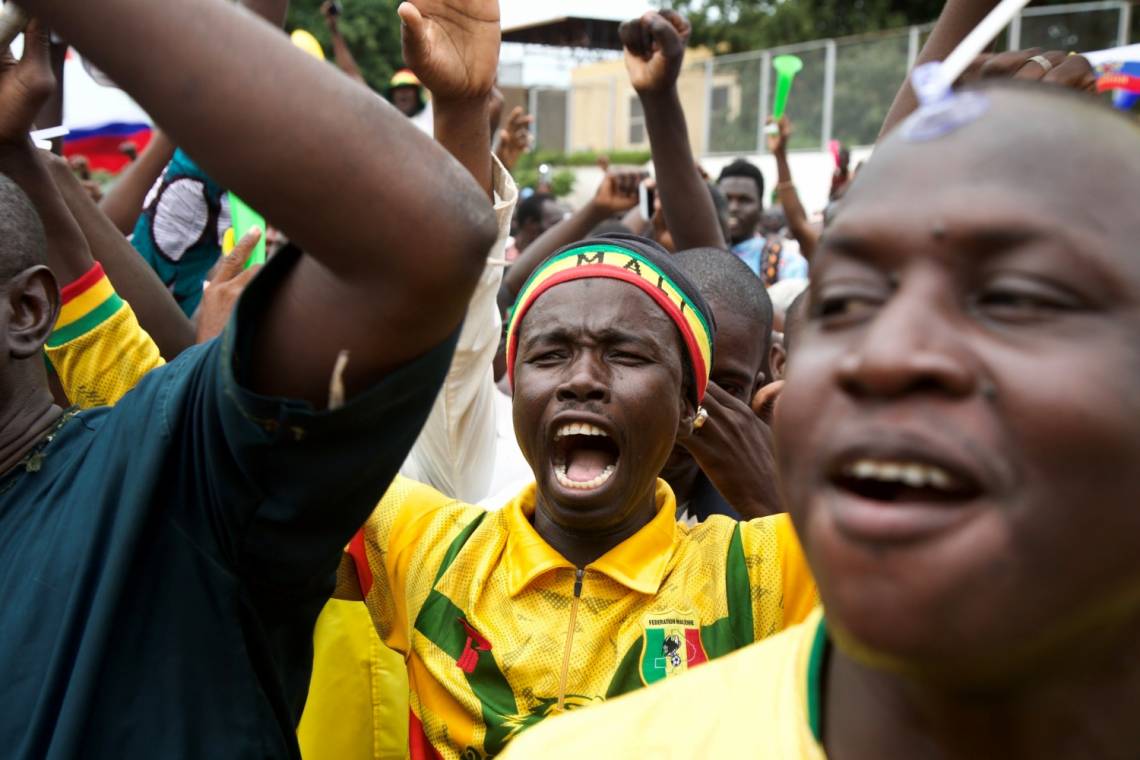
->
xmin=0 ymin=173 xmax=46 ymax=284
xmin=835 ymin=82 xmax=1140 ymax=276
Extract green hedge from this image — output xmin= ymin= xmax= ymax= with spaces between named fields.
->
xmin=512 ymin=149 xmax=652 ymax=197
xmin=517 ymin=149 xmax=652 ymax=170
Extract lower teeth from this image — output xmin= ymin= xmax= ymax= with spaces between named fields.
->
xmin=555 ymin=464 xmax=616 ymax=490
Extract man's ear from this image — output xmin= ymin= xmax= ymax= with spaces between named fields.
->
xmin=5 ymin=265 xmax=60 ymax=360
xmin=770 ymin=334 xmax=787 ymax=381
xmin=677 ymin=391 xmax=697 ymax=438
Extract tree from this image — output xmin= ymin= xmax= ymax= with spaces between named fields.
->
xmin=666 ymin=0 xmax=1108 ymax=152
xmin=663 ymin=0 xmax=1080 ymax=54
xmin=286 ymin=0 xmax=404 ymax=92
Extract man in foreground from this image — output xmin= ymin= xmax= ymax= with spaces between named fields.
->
xmin=0 ymin=1 xmax=496 ymax=757
xmin=502 ymin=80 xmax=1133 ymax=759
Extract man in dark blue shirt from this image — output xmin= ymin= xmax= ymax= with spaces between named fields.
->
xmin=0 ymin=1 xmax=498 ymax=757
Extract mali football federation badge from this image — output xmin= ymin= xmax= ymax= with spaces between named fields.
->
xmin=639 ymin=609 xmax=708 ymax=685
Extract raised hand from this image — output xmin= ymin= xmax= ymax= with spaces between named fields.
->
xmin=964 ymin=48 xmax=1096 ymax=92
xmin=321 ymin=1 xmax=340 ymax=30
xmin=592 ymin=168 xmax=644 ymax=215
xmin=0 ymin=19 xmax=54 ymax=146
xmin=495 ymin=105 xmax=533 ymax=171
xmin=619 ymin=10 xmax=690 ymax=94
xmin=195 ymin=228 xmax=263 ymax=344
xmin=398 ymin=0 xmax=500 ymax=102
xmin=677 ymin=381 xmax=783 ymax=519
xmin=765 ymin=116 xmax=791 ymax=156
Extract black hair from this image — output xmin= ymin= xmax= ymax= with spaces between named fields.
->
xmin=517 ymin=192 xmax=556 ymax=227
xmin=783 ymin=290 xmax=809 ymax=355
xmin=717 ymin=159 xmax=765 ymax=206
xmin=673 ymin=246 xmax=774 ymax=347
xmin=0 ymin=174 xmax=47 ymax=283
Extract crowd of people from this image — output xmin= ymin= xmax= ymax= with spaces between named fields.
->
xmin=0 ymin=0 xmax=1134 ymax=758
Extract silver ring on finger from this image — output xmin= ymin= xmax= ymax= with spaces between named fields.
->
xmin=1027 ymin=54 xmax=1054 ymax=74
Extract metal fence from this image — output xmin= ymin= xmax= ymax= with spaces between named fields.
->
xmin=538 ymin=0 xmax=1131 ymax=156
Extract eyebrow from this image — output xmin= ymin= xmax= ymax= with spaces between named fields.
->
xmin=522 ymin=326 xmax=665 ymax=352
xmin=820 ymin=222 xmax=1067 ymax=265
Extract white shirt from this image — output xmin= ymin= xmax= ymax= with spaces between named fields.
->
xmin=399 ymin=156 xmax=517 ymax=503
xmin=478 ymin=389 xmax=535 ymax=509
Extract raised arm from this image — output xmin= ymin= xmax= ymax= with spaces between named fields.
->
xmin=880 ymin=0 xmax=1096 ymax=141
xmin=322 ymin=1 xmax=368 ymax=86
xmin=24 ymin=0 xmax=498 ymax=407
xmin=389 ymin=0 xmax=515 ymax=501
xmin=766 ymin=117 xmax=818 ymax=261
xmin=401 ymin=0 xmax=499 ymax=197
xmin=620 ymin=10 xmax=725 ymax=251
xmin=46 ymin=150 xmax=196 ymax=358
xmin=494 ymin=106 xmax=533 ymax=174
xmin=98 ymin=129 xmax=174 ymax=234
xmin=0 ymin=23 xmax=91 ymax=285
xmin=879 ymin=0 xmax=998 ymax=139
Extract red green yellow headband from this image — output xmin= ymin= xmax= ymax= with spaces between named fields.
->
xmin=506 ymin=242 xmax=715 ymax=403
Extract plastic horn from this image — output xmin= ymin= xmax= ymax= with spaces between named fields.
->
xmin=765 ymin=55 xmax=804 ymax=134
xmin=228 ymin=193 xmax=267 ymax=269
xmin=772 ymin=55 xmax=804 ymax=118
xmin=0 ymin=3 xmax=28 ymax=48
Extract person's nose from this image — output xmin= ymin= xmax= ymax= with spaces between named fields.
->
xmin=555 ymin=351 xmax=610 ymax=403
xmin=835 ymin=274 xmax=978 ymax=401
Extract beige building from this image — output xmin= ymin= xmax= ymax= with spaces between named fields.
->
xmin=567 ymin=48 xmax=715 ymax=152
xmin=568 ymin=48 xmax=745 ymax=154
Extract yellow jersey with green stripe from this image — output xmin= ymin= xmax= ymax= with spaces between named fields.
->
xmin=45 ymin=262 xmax=165 ymax=409
xmin=499 ymin=608 xmax=828 ymax=759
xmin=341 ymin=476 xmax=818 ymax=759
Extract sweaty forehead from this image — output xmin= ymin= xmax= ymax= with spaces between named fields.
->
xmin=840 ymin=86 xmax=1140 ymax=245
xmin=519 ymin=278 xmax=678 ymax=351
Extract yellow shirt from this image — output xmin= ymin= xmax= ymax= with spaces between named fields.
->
xmin=500 ymin=608 xmax=828 ymax=760
xmin=45 ymin=263 xmax=165 ymax=408
xmin=297 ymin=600 xmax=410 ymax=760
xmin=342 ymin=476 xmax=818 ymax=760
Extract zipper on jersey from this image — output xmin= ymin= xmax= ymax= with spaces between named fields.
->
xmin=555 ymin=568 xmax=585 ymax=712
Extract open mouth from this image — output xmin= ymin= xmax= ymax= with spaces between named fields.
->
xmin=552 ymin=422 xmax=620 ymax=491
xmin=831 ymin=458 xmax=981 ymax=504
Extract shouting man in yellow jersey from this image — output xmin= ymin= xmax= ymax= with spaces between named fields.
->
xmin=340 ymin=228 xmax=816 ymax=759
